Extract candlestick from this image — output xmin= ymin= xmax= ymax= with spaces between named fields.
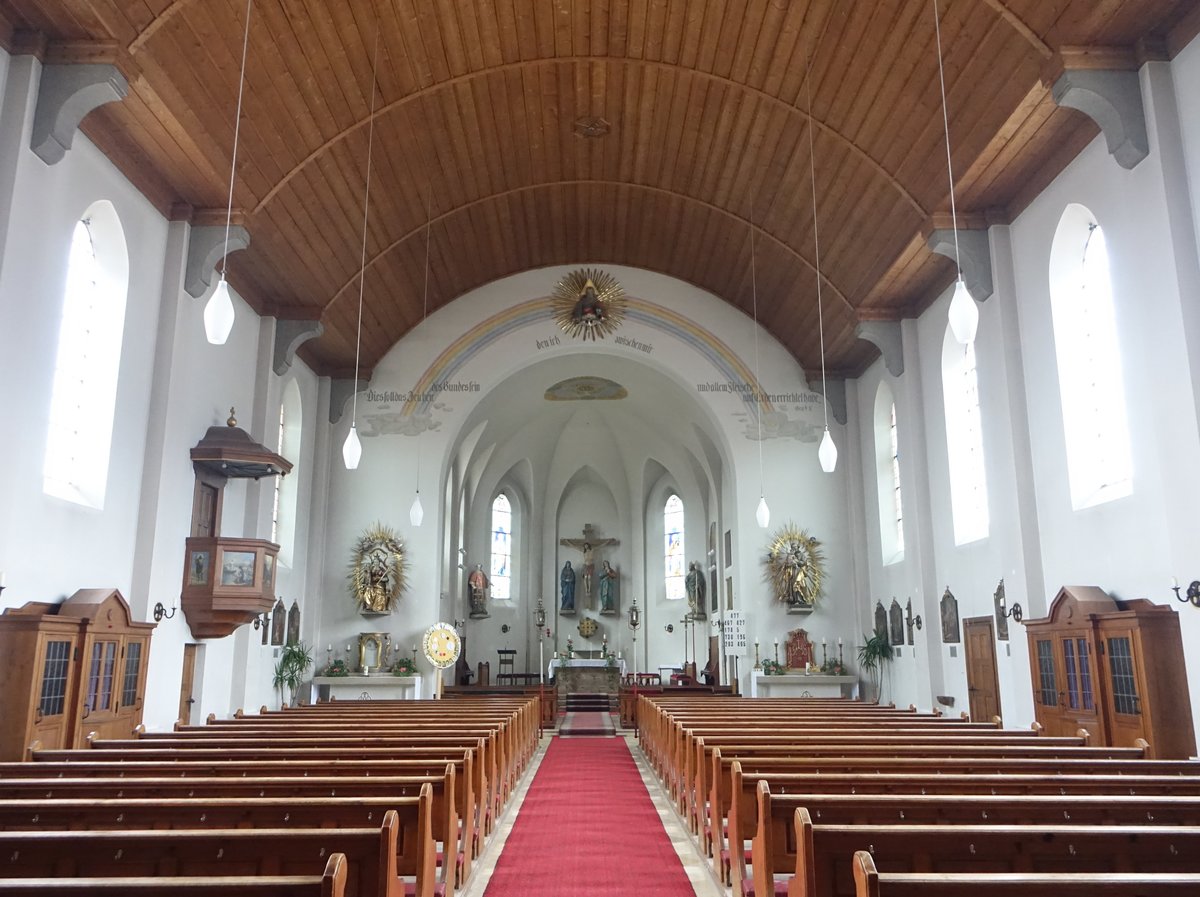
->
xmin=773 ymin=641 xmax=779 ymax=665
xmin=821 ymin=635 xmax=827 ymax=645
xmin=821 ymin=642 xmax=828 ymax=668
xmin=837 ymin=636 xmax=843 ymax=646
xmin=754 ymin=641 xmax=761 ymax=670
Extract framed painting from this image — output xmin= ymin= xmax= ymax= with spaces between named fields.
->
xmin=220 ymin=550 xmax=257 ymax=587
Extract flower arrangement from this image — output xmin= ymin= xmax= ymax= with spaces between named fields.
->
xmin=321 ymin=658 xmax=351 ymax=677
xmin=392 ymin=657 xmax=418 ymax=676
xmin=821 ymin=658 xmax=848 ymax=676
xmin=760 ymin=658 xmax=786 ymax=676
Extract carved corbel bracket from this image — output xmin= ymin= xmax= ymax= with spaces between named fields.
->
xmin=32 ymin=61 xmax=128 ymax=165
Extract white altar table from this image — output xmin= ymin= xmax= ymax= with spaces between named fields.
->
xmin=547 ymin=657 xmax=626 ymax=679
xmin=750 ymin=672 xmax=858 ymax=699
xmin=312 ymin=675 xmax=422 ymax=703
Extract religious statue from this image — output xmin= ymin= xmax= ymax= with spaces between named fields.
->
xmin=598 ymin=560 xmax=619 ymax=615
xmin=560 ymin=560 xmax=576 ymax=614
xmin=550 ymin=268 xmax=628 ymax=341
xmin=685 ymin=561 xmax=706 ymax=619
xmin=468 ymin=564 xmax=490 ymax=619
xmin=559 ymin=524 xmax=619 ymax=610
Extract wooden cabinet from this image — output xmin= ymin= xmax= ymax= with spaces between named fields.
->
xmin=0 ymin=589 xmax=154 ymax=760
xmin=1025 ymin=586 xmax=1195 ymax=759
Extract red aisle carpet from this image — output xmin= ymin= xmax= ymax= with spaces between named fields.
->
xmin=483 ymin=737 xmax=695 ymax=897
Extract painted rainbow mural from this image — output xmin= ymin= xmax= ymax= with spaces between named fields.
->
xmin=398 ymin=295 xmax=778 ymax=421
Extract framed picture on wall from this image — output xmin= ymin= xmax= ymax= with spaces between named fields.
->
xmin=188 ymin=550 xmax=210 ymax=586
xmin=220 ymin=550 xmax=257 ymax=587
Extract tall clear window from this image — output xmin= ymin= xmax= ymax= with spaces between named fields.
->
xmin=873 ymin=383 xmax=904 ymax=564
xmin=43 ymin=202 xmax=129 ymax=508
xmin=271 ymin=403 xmax=285 ymax=544
xmin=1049 ymin=206 xmax=1133 ymax=509
xmin=490 ymin=493 xmax=512 ymax=601
xmin=272 ymin=380 xmax=302 ymax=565
xmin=890 ymin=404 xmax=904 ymax=554
xmin=664 ymin=494 xmax=685 ymax=600
xmin=942 ymin=326 xmax=989 ymax=544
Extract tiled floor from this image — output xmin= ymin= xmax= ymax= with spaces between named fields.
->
xmin=460 ymin=729 xmax=726 ymax=897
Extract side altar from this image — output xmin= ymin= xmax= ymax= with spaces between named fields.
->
xmin=548 ymin=657 xmax=625 ymax=694
xmin=312 ymin=675 xmax=422 ymax=702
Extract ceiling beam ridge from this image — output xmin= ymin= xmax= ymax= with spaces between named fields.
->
xmin=251 ymin=56 xmax=927 ymax=219
xmin=316 ymin=178 xmax=857 ymax=322
xmin=979 ymin=0 xmax=1052 ymax=60
xmin=127 ymin=0 xmax=195 ymax=55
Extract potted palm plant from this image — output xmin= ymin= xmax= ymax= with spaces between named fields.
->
xmin=857 ymin=631 xmax=893 ymax=704
xmin=273 ymin=641 xmax=314 ymax=708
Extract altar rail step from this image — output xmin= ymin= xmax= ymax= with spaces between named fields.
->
xmin=565 ymin=693 xmax=614 ymax=713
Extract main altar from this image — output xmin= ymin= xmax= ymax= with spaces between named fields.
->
xmin=548 ymin=657 xmax=626 ymax=694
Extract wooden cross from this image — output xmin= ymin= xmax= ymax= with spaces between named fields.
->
xmin=559 ymin=523 xmax=619 ymax=609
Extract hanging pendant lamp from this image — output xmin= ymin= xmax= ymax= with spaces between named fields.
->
xmin=343 ymin=30 xmax=381 ymax=470
xmin=934 ymin=0 xmax=977 ymax=346
xmin=806 ymin=50 xmax=837 ymax=474
xmin=409 ymin=181 xmax=433 ymax=524
xmin=749 ymin=206 xmax=769 ymax=527
xmin=205 ymin=0 xmax=253 ymax=345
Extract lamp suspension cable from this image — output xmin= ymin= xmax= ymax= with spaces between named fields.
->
xmin=342 ymin=28 xmax=382 ymax=470
xmin=750 ymin=205 xmax=769 ymax=529
xmin=806 ymin=49 xmax=837 ymax=474
xmin=204 ymin=0 xmax=253 ymax=346
xmin=934 ymin=0 xmax=978 ymax=346
xmin=409 ymin=180 xmax=432 ymax=525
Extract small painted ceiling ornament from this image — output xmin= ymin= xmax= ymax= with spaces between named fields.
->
xmin=551 ymin=268 xmax=627 ymax=342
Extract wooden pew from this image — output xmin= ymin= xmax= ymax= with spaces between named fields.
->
xmin=0 ymin=787 xmax=438 ymax=897
xmin=850 ymin=850 xmax=1200 ymax=897
xmin=0 ymin=768 xmax=464 ymax=889
xmin=0 ymin=852 xmax=348 ymax=897
xmin=785 ymin=810 xmax=1200 ymax=897
xmin=43 ymin=741 xmax=497 ymax=843
xmin=2 ymin=756 xmax=479 ymax=879
xmin=701 ymin=748 xmax=1200 ymax=869
xmin=0 ymin=824 xmax=392 ymax=897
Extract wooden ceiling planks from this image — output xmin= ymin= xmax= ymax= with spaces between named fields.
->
xmin=3 ymin=0 xmax=1192 ymax=376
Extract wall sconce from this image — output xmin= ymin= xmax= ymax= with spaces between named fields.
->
xmin=251 ymin=610 xmax=270 ymax=630
xmin=1172 ymin=578 xmax=1200 ymax=607
xmin=153 ymin=601 xmax=177 ymax=622
xmin=998 ymin=592 xmax=1024 ymax=623
xmin=664 ymin=623 xmax=674 ymax=634
xmin=905 ymin=598 xmax=923 ymax=632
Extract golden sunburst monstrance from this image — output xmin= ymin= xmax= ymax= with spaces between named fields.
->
xmin=551 ymin=268 xmax=627 ymax=341
xmin=765 ymin=523 xmax=826 ymax=610
xmin=349 ymin=522 xmax=409 ymax=614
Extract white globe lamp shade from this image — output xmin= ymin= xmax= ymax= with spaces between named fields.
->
xmin=818 ymin=427 xmax=838 ymax=473
xmin=948 ymin=277 xmax=978 ymax=345
xmin=755 ymin=495 xmax=770 ymax=529
xmin=342 ymin=424 xmax=362 ymax=470
xmin=204 ymin=278 xmax=236 ymax=345
xmin=409 ymin=492 xmax=424 ymax=527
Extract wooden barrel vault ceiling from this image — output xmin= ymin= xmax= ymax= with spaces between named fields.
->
xmin=3 ymin=1 xmax=1198 ymax=379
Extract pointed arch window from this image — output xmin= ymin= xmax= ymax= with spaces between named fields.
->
xmin=1049 ymin=207 xmax=1133 ymax=509
xmin=664 ymin=494 xmax=685 ymax=600
xmin=490 ymin=493 xmax=513 ymax=601
xmin=874 ymin=383 xmax=905 ymax=564
xmin=43 ymin=202 xmax=129 ymax=508
xmin=942 ymin=328 xmax=989 ymax=544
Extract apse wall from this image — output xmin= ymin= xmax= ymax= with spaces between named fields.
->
xmin=850 ymin=48 xmax=1200 ymax=730
xmin=318 ymin=266 xmax=858 ymax=693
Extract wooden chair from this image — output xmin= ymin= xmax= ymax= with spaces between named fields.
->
xmin=496 ymin=650 xmax=516 ymax=685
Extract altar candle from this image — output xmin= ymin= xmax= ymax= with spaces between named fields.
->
xmin=821 ymin=636 xmax=827 ymax=646
xmin=838 ymin=637 xmax=843 ymax=646
xmin=774 ymin=637 xmax=779 ymax=647
xmin=327 ymin=644 xmax=332 ymax=653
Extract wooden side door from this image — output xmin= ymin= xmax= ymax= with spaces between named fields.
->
xmin=30 ymin=632 xmax=80 ymax=751
xmin=964 ymin=617 xmax=1001 ymax=724
xmin=178 ymin=644 xmax=198 ymax=726
xmin=1097 ymin=622 xmax=1146 ymax=749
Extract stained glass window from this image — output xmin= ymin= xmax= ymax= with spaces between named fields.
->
xmin=664 ymin=494 xmax=685 ymax=600
xmin=491 ymin=494 xmax=512 ymax=601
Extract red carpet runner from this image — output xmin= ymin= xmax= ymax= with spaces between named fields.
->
xmin=483 ymin=737 xmax=695 ymax=897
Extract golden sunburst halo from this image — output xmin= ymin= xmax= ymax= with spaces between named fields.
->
xmin=765 ymin=523 xmax=826 ymax=609
xmin=551 ymin=268 xmax=627 ymax=341
xmin=349 ymin=522 xmax=409 ymax=614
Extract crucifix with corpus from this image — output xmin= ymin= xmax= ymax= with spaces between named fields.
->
xmin=559 ymin=523 xmax=619 ymax=610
